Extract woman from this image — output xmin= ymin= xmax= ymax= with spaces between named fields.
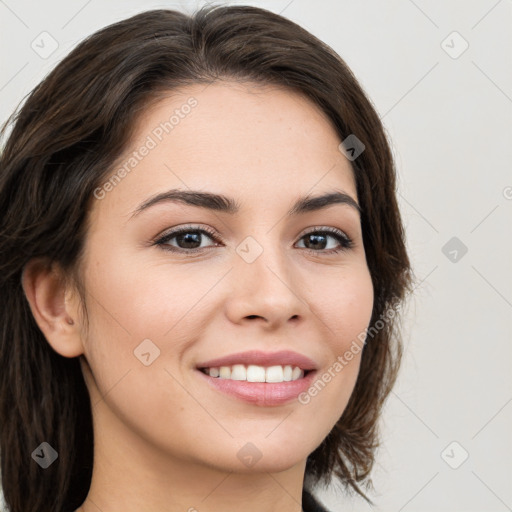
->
xmin=0 ymin=5 xmax=413 ymax=512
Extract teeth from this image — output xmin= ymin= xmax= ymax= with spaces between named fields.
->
xmin=219 ymin=366 xmax=231 ymax=379
xmin=247 ymin=365 xmax=265 ymax=382
xmin=265 ymin=365 xmax=284 ymax=383
xmin=202 ymin=364 xmax=306 ymax=382
xmin=230 ymin=364 xmax=246 ymax=380
xmin=292 ymin=366 xmax=302 ymax=380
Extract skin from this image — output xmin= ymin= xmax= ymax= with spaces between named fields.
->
xmin=22 ymin=81 xmax=374 ymax=512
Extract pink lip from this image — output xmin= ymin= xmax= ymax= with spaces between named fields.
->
xmin=196 ymin=368 xmax=317 ymax=407
xmin=195 ymin=350 xmax=318 ymax=371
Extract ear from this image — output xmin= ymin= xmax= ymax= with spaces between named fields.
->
xmin=21 ymin=258 xmax=85 ymax=358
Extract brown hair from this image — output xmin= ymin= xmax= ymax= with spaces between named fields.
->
xmin=0 ymin=5 xmax=413 ymax=511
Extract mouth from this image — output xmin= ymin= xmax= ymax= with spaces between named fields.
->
xmin=194 ymin=350 xmax=318 ymax=406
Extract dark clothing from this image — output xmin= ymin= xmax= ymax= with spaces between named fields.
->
xmin=302 ymin=489 xmax=330 ymax=512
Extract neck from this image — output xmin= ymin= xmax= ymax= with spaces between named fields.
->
xmin=77 ymin=400 xmax=307 ymax=512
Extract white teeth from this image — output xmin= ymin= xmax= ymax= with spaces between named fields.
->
xmin=247 ymin=365 xmax=265 ymax=382
xmin=219 ymin=366 xmax=231 ymax=379
xmin=292 ymin=366 xmax=302 ymax=380
xmin=283 ymin=365 xmax=293 ymax=381
xmin=230 ymin=364 xmax=246 ymax=380
xmin=265 ymin=365 xmax=284 ymax=383
xmin=203 ymin=364 xmax=306 ymax=382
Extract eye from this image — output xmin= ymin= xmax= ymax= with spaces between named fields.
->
xmin=154 ymin=225 xmax=221 ymax=253
xmin=295 ymin=227 xmax=353 ymax=254
xmin=153 ymin=225 xmax=354 ymax=255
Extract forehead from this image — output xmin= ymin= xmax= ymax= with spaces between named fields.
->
xmin=91 ymin=81 xmax=357 ymax=221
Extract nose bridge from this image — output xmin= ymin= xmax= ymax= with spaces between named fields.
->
xmin=227 ymin=231 xmax=306 ymax=323
xmin=236 ymin=230 xmax=288 ymax=285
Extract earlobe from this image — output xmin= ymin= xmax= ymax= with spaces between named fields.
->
xmin=21 ymin=258 xmax=84 ymax=358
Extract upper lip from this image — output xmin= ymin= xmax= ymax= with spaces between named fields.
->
xmin=196 ymin=350 xmax=318 ymax=371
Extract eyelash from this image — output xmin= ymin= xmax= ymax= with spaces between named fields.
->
xmin=153 ymin=224 xmax=354 ymax=255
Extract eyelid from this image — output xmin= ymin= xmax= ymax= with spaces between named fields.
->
xmin=299 ymin=225 xmax=350 ymax=241
xmin=153 ymin=224 xmax=221 ymax=246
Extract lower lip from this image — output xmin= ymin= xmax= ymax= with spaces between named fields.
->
xmin=195 ymin=369 xmax=317 ymax=406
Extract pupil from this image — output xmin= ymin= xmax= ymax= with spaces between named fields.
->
xmin=306 ymin=234 xmax=326 ymax=250
xmin=178 ymin=232 xmax=201 ymax=248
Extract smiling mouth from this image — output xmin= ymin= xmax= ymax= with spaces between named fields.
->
xmin=198 ymin=364 xmax=312 ymax=383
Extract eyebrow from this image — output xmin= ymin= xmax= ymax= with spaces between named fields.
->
xmin=129 ymin=188 xmax=361 ymax=220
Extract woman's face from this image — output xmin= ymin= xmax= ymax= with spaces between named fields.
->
xmin=77 ymin=81 xmax=374 ymax=474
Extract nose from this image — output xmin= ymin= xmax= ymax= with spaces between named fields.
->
xmin=224 ymin=239 xmax=308 ymax=329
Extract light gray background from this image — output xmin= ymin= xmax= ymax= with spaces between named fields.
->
xmin=1 ymin=1 xmax=511 ymax=511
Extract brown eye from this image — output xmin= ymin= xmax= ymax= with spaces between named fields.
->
xmin=295 ymin=228 xmax=353 ymax=254
xmin=155 ymin=226 xmax=220 ymax=253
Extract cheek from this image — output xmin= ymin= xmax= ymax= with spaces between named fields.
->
xmin=82 ymin=244 xmax=209 ymax=337
xmin=297 ymin=264 xmax=373 ymax=420
xmin=310 ymin=262 xmax=374 ymax=348
xmin=79 ymin=249 xmax=225 ymax=394
xmin=78 ymin=254 xmax=224 ymax=455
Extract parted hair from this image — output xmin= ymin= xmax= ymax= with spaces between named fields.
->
xmin=0 ymin=5 xmax=413 ymax=511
